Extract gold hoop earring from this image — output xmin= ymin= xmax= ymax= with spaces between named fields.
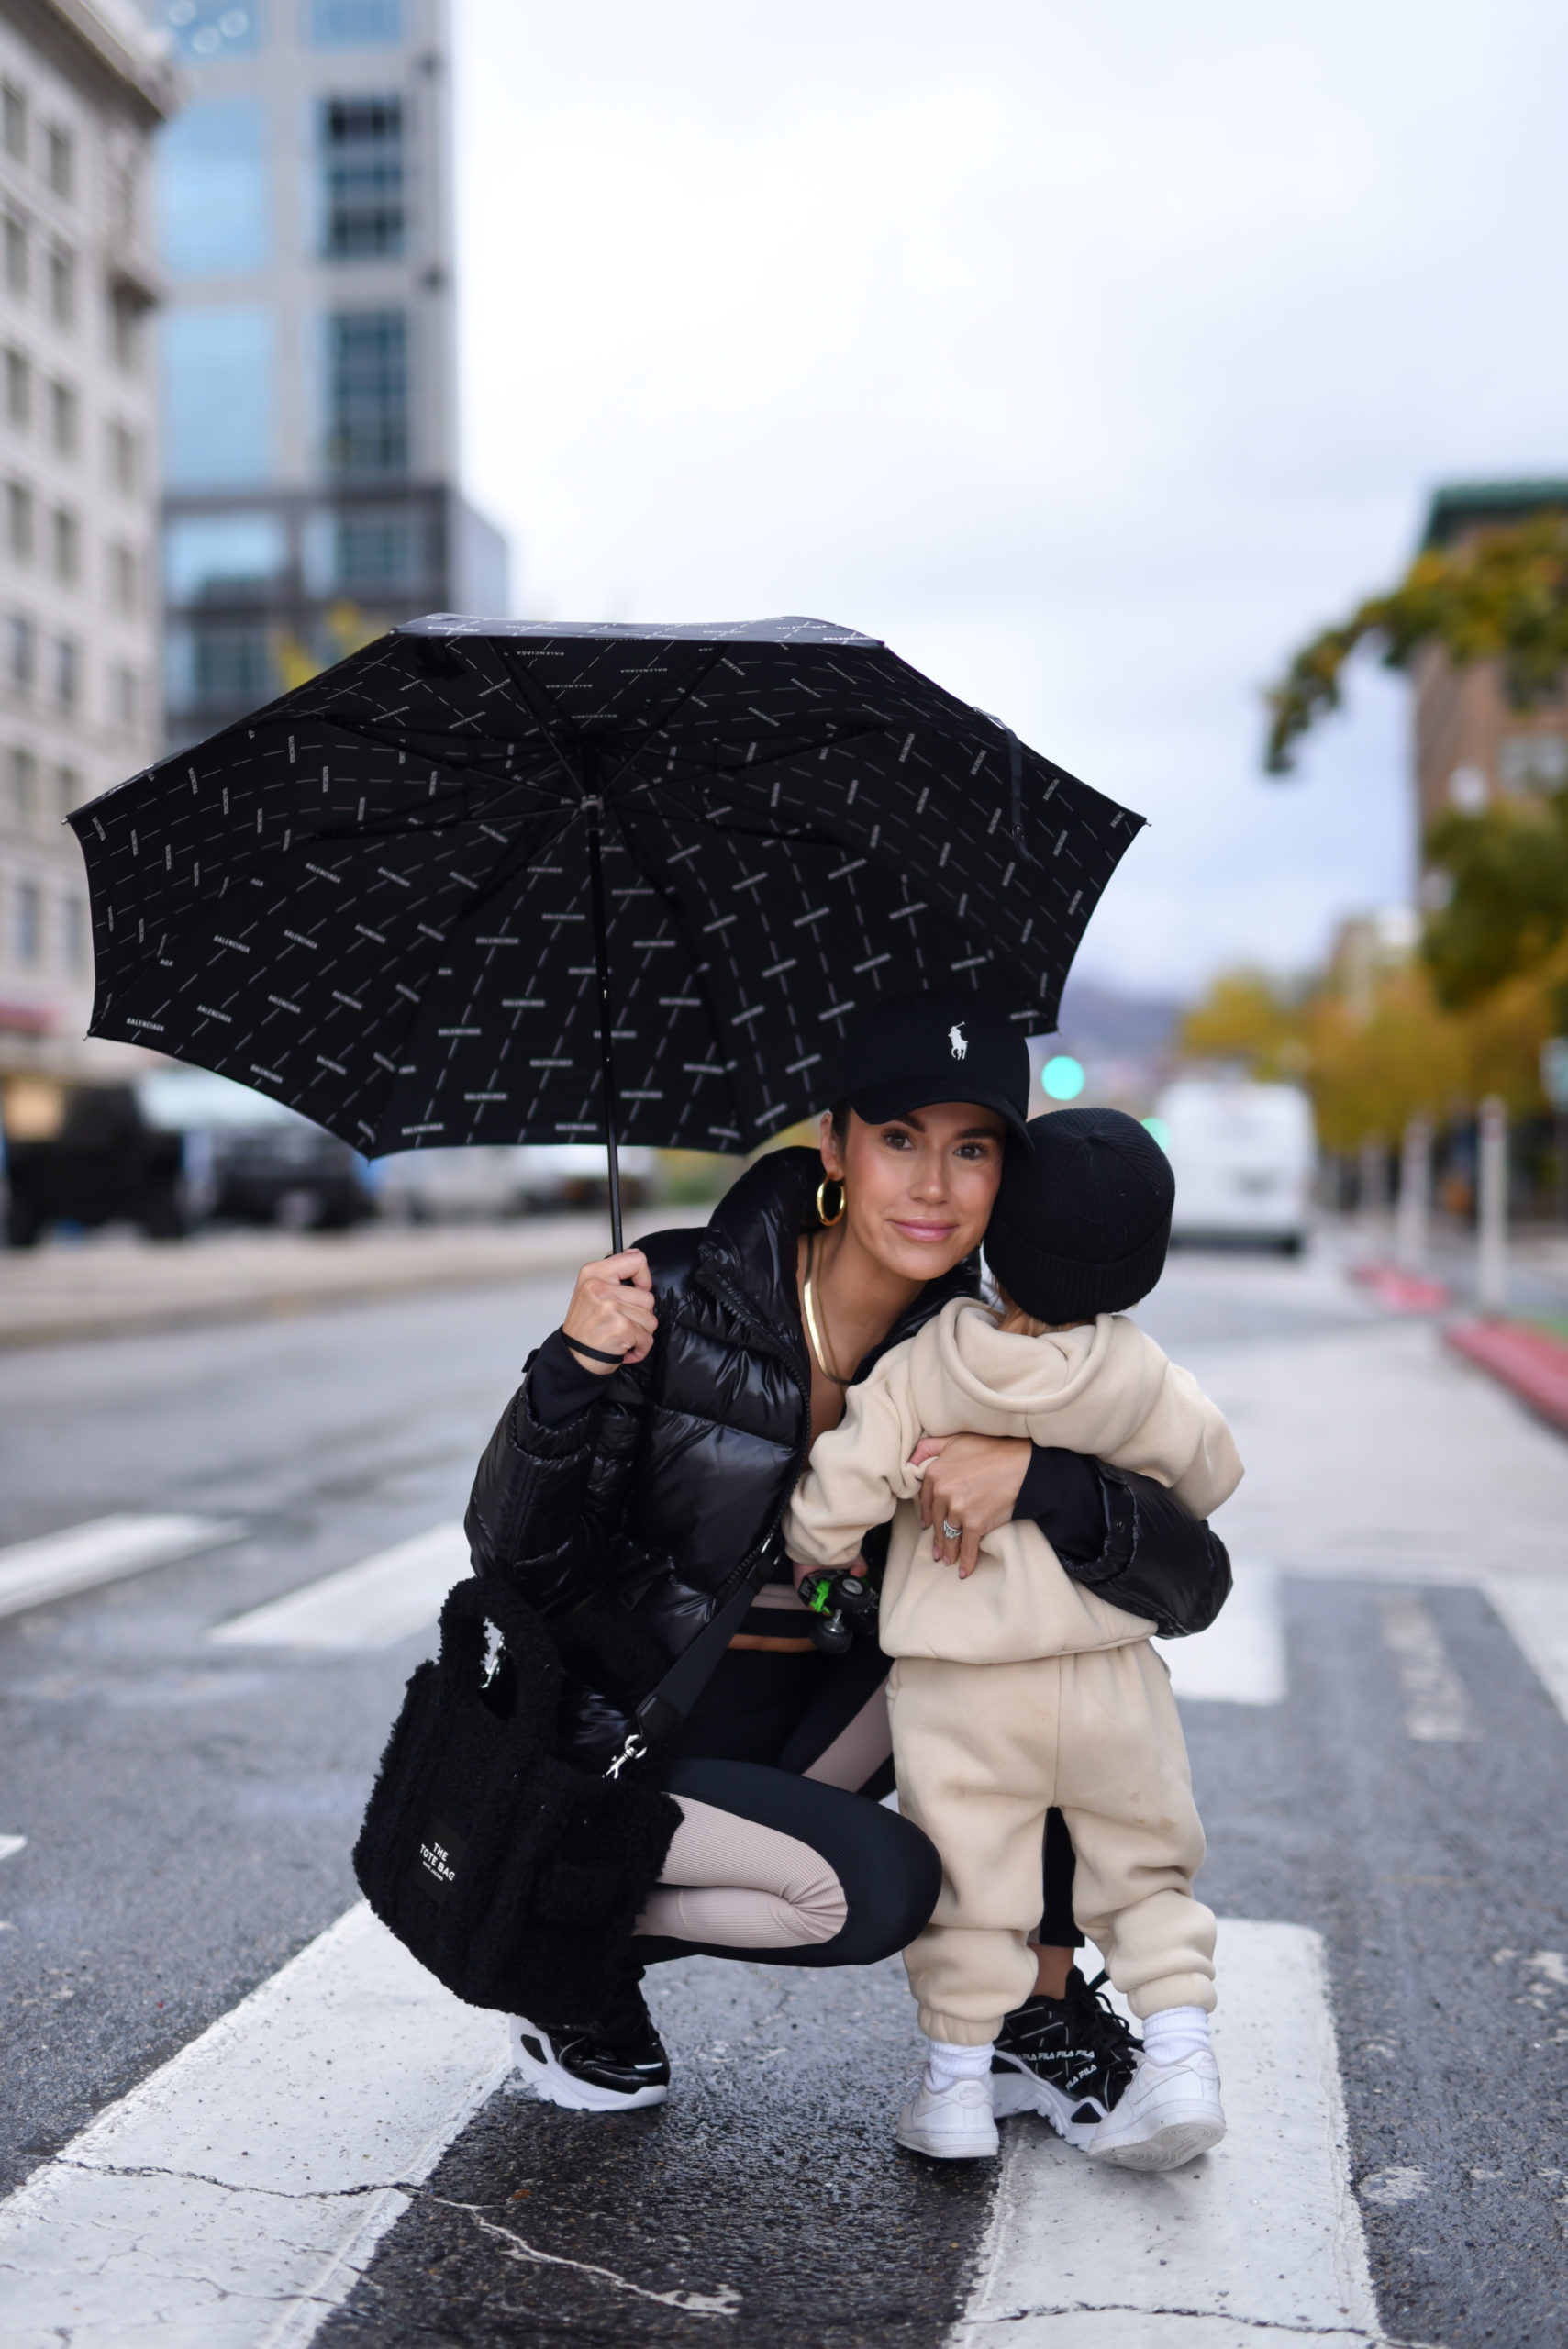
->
xmin=816 ymin=1177 xmax=846 ymax=1228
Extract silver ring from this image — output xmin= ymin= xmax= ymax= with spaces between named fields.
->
xmin=941 ymin=1519 xmax=962 ymax=1542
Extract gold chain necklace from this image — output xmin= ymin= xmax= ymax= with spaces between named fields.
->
xmin=803 ymin=1229 xmax=851 ymax=1387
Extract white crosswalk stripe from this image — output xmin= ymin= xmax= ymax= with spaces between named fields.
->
xmin=1378 ymin=1591 xmax=1475 ymax=1742
xmin=951 ymin=1920 xmax=1383 ymax=2348
xmin=1482 ymin=1576 xmax=1568 ymax=1728
xmin=0 ymin=1905 xmax=507 ymax=2349
xmin=0 ymin=1834 xmax=25 ymax=1864
xmin=209 ymin=1523 xmax=470 ymax=1653
xmin=0 ymin=1515 xmax=239 ymax=1622
xmin=1158 ymin=1565 xmax=1285 ymax=1706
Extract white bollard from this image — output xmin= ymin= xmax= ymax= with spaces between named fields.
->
xmin=1396 ymin=1118 xmax=1430 ymax=1271
xmin=1476 ymin=1096 xmax=1507 ymax=1314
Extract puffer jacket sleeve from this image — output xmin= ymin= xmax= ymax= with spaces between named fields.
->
xmin=464 ymin=1355 xmax=652 ymax=1614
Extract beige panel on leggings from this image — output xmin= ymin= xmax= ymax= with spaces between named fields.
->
xmin=633 ymin=1797 xmax=849 ymax=1949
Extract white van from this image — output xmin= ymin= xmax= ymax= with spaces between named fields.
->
xmin=1154 ymin=1079 xmax=1316 ymax=1253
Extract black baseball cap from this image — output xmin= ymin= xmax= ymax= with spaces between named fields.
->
xmin=834 ymin=992 xmax=1034 ymax=1147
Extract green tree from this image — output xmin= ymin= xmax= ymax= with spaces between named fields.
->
xmin=1264 ymin=510 xmax=1568 ymax=776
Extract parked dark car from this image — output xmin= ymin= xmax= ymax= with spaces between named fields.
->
xmin=139 ymin=1069 xmax=376 ymax=1231
xmin=4 ymin=1085 xmax=185 ymax=1247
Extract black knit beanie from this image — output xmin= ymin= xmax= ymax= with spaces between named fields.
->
xmin=984 ymin=1106 xmax=1173 ymax=1322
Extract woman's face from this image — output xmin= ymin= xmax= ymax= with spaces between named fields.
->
xmin=818 ymin=1102 xmax=1007 ymax=1285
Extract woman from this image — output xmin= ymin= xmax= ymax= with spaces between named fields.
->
xmin=465 ymin=990 xmax=1224 ymax=2124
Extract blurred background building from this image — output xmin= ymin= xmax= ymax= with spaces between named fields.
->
xmin=140 ymin=0 xmax=508 ymax=753
xmin=0 ymin=0 xmax=173 ymax=1090
xmin=1413 ymin=479 xmax=1568 ymax=832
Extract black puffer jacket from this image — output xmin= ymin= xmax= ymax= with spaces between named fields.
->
xmin=465 ymin=1146 xmax=1228 ymax=1764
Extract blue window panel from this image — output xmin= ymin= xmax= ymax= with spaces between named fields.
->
xmin=306 ymin=0 xmax=403 ymax=46
xmin=162 ymin=307 xmax=277 ymax=489
xmin=163 ymin=3 xmax=261 ymax=61
xmin=165 ymin=512 xmax=288 ymax=605
xmin=157 ymin=99 xmax=272 ymax=280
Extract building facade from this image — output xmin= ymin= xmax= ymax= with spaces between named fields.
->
xmin=143 ymin=0 xmax=506 ymax=753
xmin=1412 ymin=478 xmax=1568 ymax=836
xmin=0 ymin=0 xmax=173 ymax=1089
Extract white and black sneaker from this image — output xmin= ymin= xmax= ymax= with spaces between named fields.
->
xmin=991 ymin=1967 xmax=1140 ymax=2147
xmin=510 ymin=1980 xmax=671 ymax=2112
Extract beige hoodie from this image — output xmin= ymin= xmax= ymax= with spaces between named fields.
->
xmin=784 ymin=1296 xmax=1243 ymax=1665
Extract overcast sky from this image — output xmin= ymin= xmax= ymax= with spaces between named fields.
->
xmin=450 ymin=1 xmax=1568 ymax=1000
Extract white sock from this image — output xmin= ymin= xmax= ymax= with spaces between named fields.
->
xmin=1140 ymin=2006 xmax=1211 ymax=2066
xmin=924 ymin=2035 xmax=995 ymax=2091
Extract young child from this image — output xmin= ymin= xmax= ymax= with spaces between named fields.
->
xmin=784 ymin=1105 xmax=1242 ymax=2168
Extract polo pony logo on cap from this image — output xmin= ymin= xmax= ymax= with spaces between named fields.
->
xmin=948 ymin=1022 xmax=968 ymax=1061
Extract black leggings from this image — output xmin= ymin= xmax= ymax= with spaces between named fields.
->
xmin=639 ymin=1643 xmax=1080 ymax=1971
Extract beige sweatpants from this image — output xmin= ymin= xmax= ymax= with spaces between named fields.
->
xmin=886 ymin=1641 xmax=1217 ymax=2043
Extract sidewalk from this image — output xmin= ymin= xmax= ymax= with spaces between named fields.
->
xmin=0 ymin=1207 xmax=708 ymax=1351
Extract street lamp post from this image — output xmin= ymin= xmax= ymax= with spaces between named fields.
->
xmin=1396 ymin=1118 xmax=1430 ymax=1272
xmin=1476 ymin=1096 xmax=1507 ymax=1315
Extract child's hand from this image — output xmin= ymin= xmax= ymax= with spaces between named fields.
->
xmin=910 ymin=1433 xmax=1031 ymax=1578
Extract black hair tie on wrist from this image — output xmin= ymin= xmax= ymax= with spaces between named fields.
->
xmin=560 ymin=1329 xmax=625 ymax=1366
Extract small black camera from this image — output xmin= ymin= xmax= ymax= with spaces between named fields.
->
xmin=796 ymin=1568 xmax=879 ymax=1656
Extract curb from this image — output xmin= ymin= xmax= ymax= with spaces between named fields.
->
xmin=1444 ymin=1319 xmax=1568 ymax=1435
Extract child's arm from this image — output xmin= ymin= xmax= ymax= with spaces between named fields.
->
xmin=783 ymin=1369 xmax=920 ymax=1571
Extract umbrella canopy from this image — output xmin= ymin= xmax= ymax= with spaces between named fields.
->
xmin=72 ymin=615 xmax=1143 ymax=1234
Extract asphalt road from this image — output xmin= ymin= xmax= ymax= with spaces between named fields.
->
xmin=3 ymin=1231 xmax=1568 ymax=2345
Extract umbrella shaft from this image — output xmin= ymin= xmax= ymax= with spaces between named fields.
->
xmin=585 ymin=799 xmax=625 ymax=1257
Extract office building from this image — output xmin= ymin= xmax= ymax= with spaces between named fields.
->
xmin=0 ymin=0 xmax=173 ymax=1089
xmin=145 ymin=0 xmax=507 ymax=752
xmin=1414 ymin=479 xmax=1568 ymax=834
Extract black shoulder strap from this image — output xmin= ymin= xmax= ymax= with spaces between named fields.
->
xmin=631 ymin=1563 xmax=771 ymax=1748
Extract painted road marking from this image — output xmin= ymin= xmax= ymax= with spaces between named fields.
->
xmin=0 ymin=1515 xmax=239 ymax=1623
xmin=209 ymin=1522 xmax=469 ymax=1653
xmin=951 ymin=1919 xmax=1383 ymax=2348
xmin=0 ymin=1903 xmax=507 ymax=2349
xmin=1159 ymin=1565 xmax=1284 ymax=1706
xmin=1378 ymin=1590 xmax=1475 ymax=1742
xmin=1482 ymin=1577 xmax=1568 ymax=1730
xmin=0 ymin=1834 xmax=25 ymax=1863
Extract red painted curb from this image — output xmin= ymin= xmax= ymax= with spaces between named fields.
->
xmin=1351 ymin=1261 xmax=1451 ymax=1313
xmin=1445 ymin=1319 xmax=1568 ymax=1434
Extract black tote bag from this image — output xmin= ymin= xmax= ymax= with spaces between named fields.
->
xmin=352 ymin=1575 xmax=682 ymax=2028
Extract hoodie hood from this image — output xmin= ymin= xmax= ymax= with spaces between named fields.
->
xmin=905 ymin=1296 xmax=1168 ymax=1457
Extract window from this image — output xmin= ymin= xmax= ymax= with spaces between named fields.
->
xmin=164 ymin=509 xmax=285 ymax=602
xmin=54 ymin=763 xmax=77 ymax=820
xmin=53 ymin=635 xmax=77 ymax=711
xmin=307 ymin=1 xmax=404 ymax=46
xmin=7 ymin=613 xmax=33 ymax=687
xmin=62 ymin=892 xmax=86 ymax=971
xmin=161 ymin=306 xmax=275 ymax=487
xmin=4 ymin=214 xmax=27 ymax=297
xmin=48 ymin=248 xmax=73 ymax=328
xmin=49 ymin=379 xmax=77 ymax=454
xmin=45 ymin=124 xmax=72 ymax=201
xmin=1498 ymin=732 xmax=1568 ymax=796
xmin=5 ymin=346 xmax=29 ymax=427
xmin=109 ymin=291 xmax=142 ymax=374
xmin=192 ymin=624 xmax=271 ymax=705
xmin=2 ymin=85 xmax=26 ymax=166
xmin=106 ymin=419 xmax=138 ymax=493
xmin=108 ymin=540 xmax=137 ymax=611
xmin=8 ymin=744 xmax=35 ymax=824
xmin=15 ymin=877 xmax=39 ymax=963
xmin=327 ymin=307 xmax=406 ymax=476
xmin=6 ymin=481 xmax=32 ymax=560
xmin=164 ymin=2 xmax=260 ymax=61
xmin=322 ymin=95 xmax=404 ymax=259
xmin=51 ymin=507 xmax=78 ymax=583
xmin=158 ymin=99 xmax=272 ymax=280
xmin=110 ymin=662 xmax=136 ymax=729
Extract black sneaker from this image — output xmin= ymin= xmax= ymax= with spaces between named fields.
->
xmin=510 ymin=1978 xmax=671 ymax=2112
xmin=991 ymin=1967 xmax=1141 ymax=2146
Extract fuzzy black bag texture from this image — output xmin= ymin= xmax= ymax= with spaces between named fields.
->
xmin=351 ymin=1575 xmax=680 ymax=2025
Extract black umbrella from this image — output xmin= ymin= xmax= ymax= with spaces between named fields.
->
xmin=71 ymin=616 xmax=1143 ymax=1250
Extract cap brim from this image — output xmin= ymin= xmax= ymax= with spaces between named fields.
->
xmin=849 ymin=1080 xmax=1034 ymax=1149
